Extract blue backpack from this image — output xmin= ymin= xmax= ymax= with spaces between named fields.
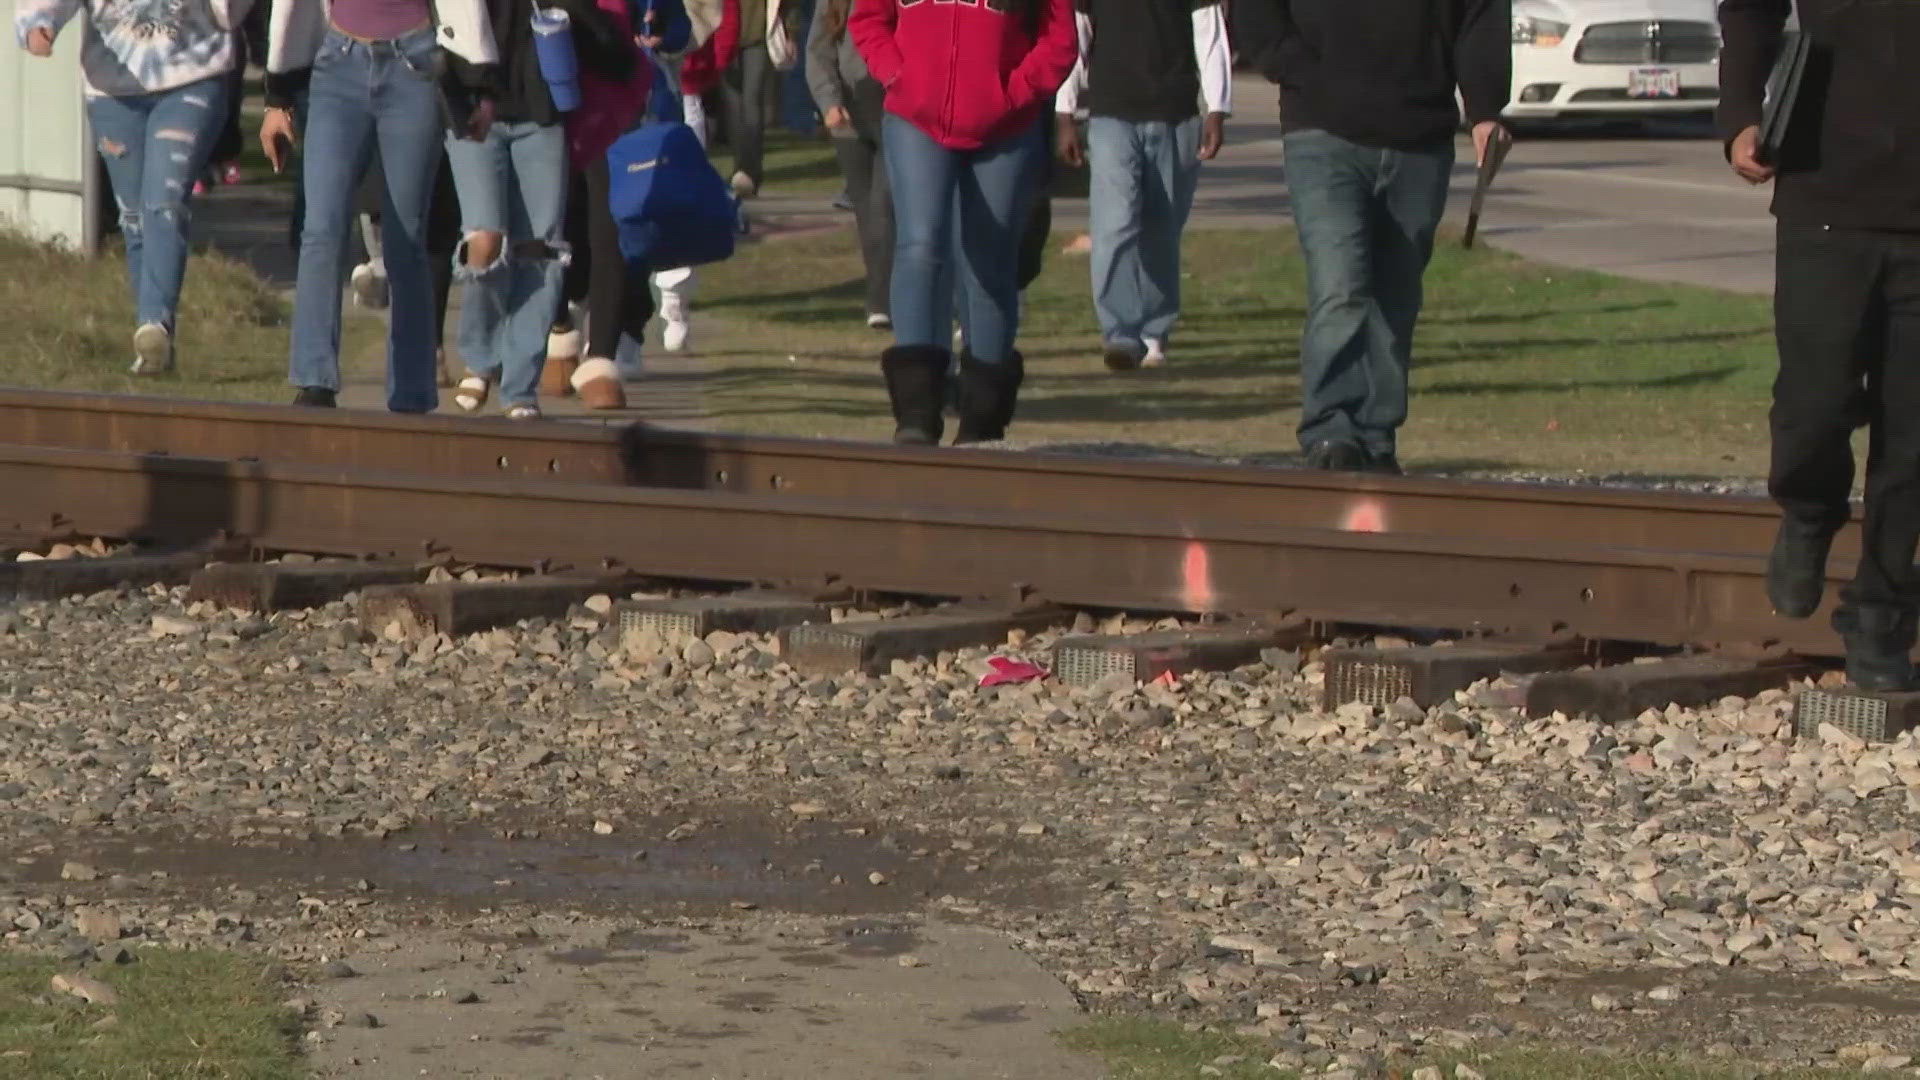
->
xmin=604 ymin=51 xmax=736 ymax=271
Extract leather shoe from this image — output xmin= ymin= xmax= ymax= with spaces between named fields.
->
xmin=1767 ymin=516 xmax=1836 ymax=619
xmin=1306 ymin=440 xmax=1366 ymax=471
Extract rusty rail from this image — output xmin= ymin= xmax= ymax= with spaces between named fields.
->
xmin=0 ymin=439 xmax=1845 ymax=655
xmin=0 ymin=389 xmax=1838 ymax=559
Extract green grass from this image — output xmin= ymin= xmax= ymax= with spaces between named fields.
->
xmin=752 ymin=130 xmax=850 ymax=194
xmin=0 ymin=949 xmax=301 ymax=1079
xmin=0 ymin=230 xmax=292 ymax=401
xmin=1063 ymin=1018 xmax=1870 ymax=1079
xmin=695 ymin=224 xmax=1775 ymax=477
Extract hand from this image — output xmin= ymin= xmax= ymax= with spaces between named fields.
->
xmin=824 ymin=105 xmax=850 ymax=131
xmin=1471 ymin=120 xmax=1510 ymax=167
xmin=1055 ymin=113 xmax=1083 ymax=168
xmin=1198 ymin=112 xmax=1225 ymax=161
xmin=1729 ymin=125 xmax=1775 ymax=185
xmin=637 ymin=8 xmax=662 ymax=49
xmin=464 ymin=96 xmax=494 ymax=141
xmin=25 ymin=25 xmax=54 ymax=56
xmin=259 ymin=107 xmax=297 ymax=173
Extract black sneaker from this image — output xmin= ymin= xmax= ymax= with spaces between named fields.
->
xmin=1363 ymin=450 xmax=1403 ymax=476
xmin=1767 ymin=516 xmax=1836 ymax=619
xmin=1835 ymin=605 xmax=1918 ymax=692
xmin=1306 ymin=440 xmax=1366 ymax=471
xmin=1102 ymin=344 xmax=1142 ymax=372
xmin=293 ymin=387 xmax=337 ymax=408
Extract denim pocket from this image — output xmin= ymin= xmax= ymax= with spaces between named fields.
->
xmin=395 ymin=38 xmax=445 ymax=83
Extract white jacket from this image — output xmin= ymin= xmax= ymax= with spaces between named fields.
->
xmin=265 ymin=0 xmax=497 ymax=81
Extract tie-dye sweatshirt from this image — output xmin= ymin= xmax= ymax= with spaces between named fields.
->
xmin=14 ymin=0 xmax=250 ymax=97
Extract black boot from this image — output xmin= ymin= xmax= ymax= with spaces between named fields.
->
xmin=954 ymin=350 xmax=1024 ymax=445
xmin=1767 ymin=515 xmax=1837 ymax=619
xmin=880 ymin=346 xmax=948 ymax=445
xmin=1834 ymin=604 xmax=1918 ymax=692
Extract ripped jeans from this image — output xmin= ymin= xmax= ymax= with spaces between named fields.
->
xmin=444 ymin=120 xmax=568 ymax=407
xmin=85 ymin=75 xmax=230 ymax=333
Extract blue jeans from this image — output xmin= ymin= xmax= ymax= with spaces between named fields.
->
xmin=85 ymin=76 xmax=230 ymax=333
xmin=1283 ymin=129 xmax=1453 ymax=457
xmin=290 ymin=27 xmax=445 ymax=412
xmin=1087 ymin=115 xmax=1201 ymax=355
xmin=445 ymin=120 xmax=568 ymax=408
xmin=883 ymin=113 xmax=1041 ymax=365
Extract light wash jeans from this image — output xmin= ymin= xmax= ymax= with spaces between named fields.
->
xmin=445 ymin=119 xmax=569 ymax=407
xmin=883 ymin=113 xmax=1042 ymax=365
xmin=86 ymin=75 xmax=230 ymax=332
xmin=289 ymin=27 xmax=445 ymax=412
xmin=1282 ymin=128 xmax=1453 ymax=457
xmin=1086 ymin=115 xmax=1201 ymax=358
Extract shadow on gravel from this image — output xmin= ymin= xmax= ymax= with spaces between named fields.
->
xmin=22 ymin=807 xmax=1073 ymax=920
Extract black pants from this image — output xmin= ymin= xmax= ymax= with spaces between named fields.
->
xmin=1017 ymin=104 xmax=1056 ymax=292
xmin=720 ymin=43 xmax=772 ymax=189
xmin=560 ymin=158 xmax=654 ymax=358
xmin=1018 ymin=191 xmax=1050 ymax=292
xmin=835 ymin=81 xmax=894 ymax=316
xmin=1772 ymin=223 xmax=1920 ymax=614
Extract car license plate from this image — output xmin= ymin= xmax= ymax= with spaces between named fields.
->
xmin=1628 ymin=68 xmax=1680 ymax=99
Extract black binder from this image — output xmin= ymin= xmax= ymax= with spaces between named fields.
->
xmin=1756 ymin=29 xmax=1811 ymax=166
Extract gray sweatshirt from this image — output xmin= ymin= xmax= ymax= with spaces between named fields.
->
xmin=803 ymin=1 xmax=868 ymax=131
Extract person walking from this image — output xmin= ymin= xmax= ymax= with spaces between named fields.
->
xmin=721 ymin=0 xmax=791 ymax=198
xmin=806 ymin=0 xmax=890 ymax=330
xmin=652 ymin=0 xmax=735 ymax=354
xmin=1720 ymin=0 xmax=1920 ymax=689
xmin=260 ymin=0 xmax=498 ymax=412
xmin=849 ymin=0 xmax=1078 ymax=446
xmin=547 ymin=0 xmax=691 ymax=408
xmin=17 ymin=0 xmax=249 ymax=375
xmin=1055 ymin=0 xmax=1231 ymax=372
xmin=443 ymin=0 xmax=631 ymax=420
xmin=1238 ymin=0 xmax=1509 ymax=474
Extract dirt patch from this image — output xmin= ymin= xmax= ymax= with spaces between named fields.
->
xmin=20 ymin=807 xmax=1070 ymax=921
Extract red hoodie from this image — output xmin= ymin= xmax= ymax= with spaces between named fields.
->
xmin=848 ymin=0 xmax=1079 ymax=151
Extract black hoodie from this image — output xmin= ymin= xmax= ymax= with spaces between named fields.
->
xmin=1235 ymin=0 xmax=1511 ymax=150
xmin=1719 ymin=0 xmax=1920 ymax=230
xmin=479 ymin=0 xmax=635 ymax=125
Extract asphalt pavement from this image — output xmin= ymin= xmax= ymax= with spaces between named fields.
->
xmin=755 ymin=75 xmax=1777 ymax=296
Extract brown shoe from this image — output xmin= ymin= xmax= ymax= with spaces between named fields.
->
xmin=541 ymin=326 xmax=582 ymax=397
xmin=572 ymin=357 xmax=626 ymax=409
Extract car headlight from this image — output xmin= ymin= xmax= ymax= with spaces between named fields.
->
xmin=1512 ymin=15 xmax=1570 ymax=46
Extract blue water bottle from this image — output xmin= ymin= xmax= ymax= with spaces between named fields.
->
xmin=530 ymin=6 xmax=581 ymax=112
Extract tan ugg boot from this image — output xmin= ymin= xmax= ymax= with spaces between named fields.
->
xmin=541 ymin=326 xmax=582 ymax=397
xmin=572 ymin=357 xmax=626 ymax=409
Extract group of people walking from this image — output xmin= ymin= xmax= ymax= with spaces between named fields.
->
xmin=27 ymin=0 xmax=1916 ymax=686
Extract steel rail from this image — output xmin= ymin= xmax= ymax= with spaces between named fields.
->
xmin=0 ymin=389 xmax=1837 ymax=558
xmin=0 ymin=443 xmax=1845 ymax=655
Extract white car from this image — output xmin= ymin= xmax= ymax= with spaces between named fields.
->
xmin=1505 ymin=0 xmax=1721 ymax=121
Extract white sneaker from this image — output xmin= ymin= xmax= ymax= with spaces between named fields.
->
xmin=1142 ymin=338 xmax=1167 ymax=368
xmin=350 ymin=261 xmax=389 ymax=310
xmin=952 ymin=323 xmax=965 ymax=353
xmin=867 ymin=312 xmax=892 ymax=330
xmin=660 ymin=293 xmax=690 ymax=352
xmin=130 ymin=323 xmax=174 ymax=375
xmin=730 ymin=171 xmax=757 ymax=199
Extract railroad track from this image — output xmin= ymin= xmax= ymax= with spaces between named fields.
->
xmin=0 ymin=388 xmax=1849 ymax=664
